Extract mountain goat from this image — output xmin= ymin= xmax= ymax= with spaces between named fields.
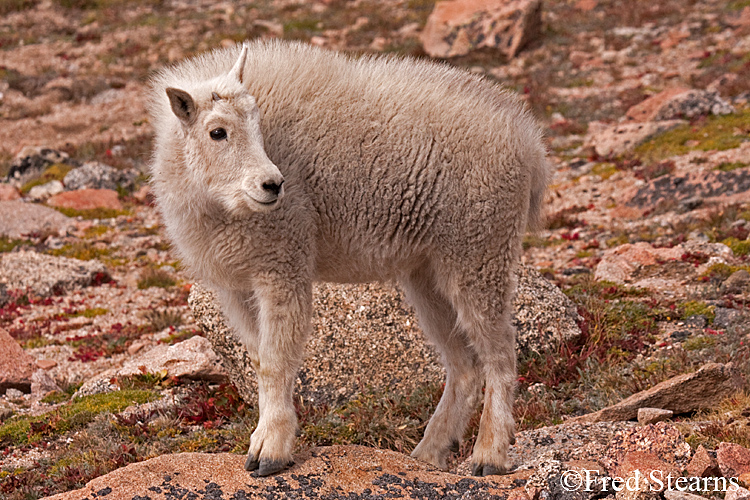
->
xmin=148 ymin=40 xmax=549 ymax=477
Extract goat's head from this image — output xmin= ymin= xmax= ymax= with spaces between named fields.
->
xmin=165 ymin=44 xmax=284 ymax=214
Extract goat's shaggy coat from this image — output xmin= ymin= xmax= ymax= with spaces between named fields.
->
xmin=148 ymin=40 xmax=549 ymax=477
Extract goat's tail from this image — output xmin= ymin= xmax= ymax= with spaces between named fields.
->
xmin=526 ymin=154 xmax=550 ymax=233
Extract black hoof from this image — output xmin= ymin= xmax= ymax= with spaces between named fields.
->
xmin=251 ymin=458 xmax=293 ymax=477
xmin=244 ymin=454 xmax=260 ymax=472
xmin=472 ymin=463 xmax=508 ymax=477
xmin=449 ymin=440 xmax=460 ymax=453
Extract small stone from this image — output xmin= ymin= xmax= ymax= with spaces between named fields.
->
xmin=36 ymin=359 xmax=58 ymax=370
xmin=63 ymin=161 xmax=138 ymax=192
xmin=686 ymin=445 xmax=720 ymax=478
xmin=5 ymin=388 xmax=23 ymax=399
xmin=637 ymin=408 xmax=673 ymax=425
xmin=718 ymin=442 xmax=750 ymax=478
xmin=128 ymin=341 xmax=147 ymax=355
xmin=680 ymin=196 xmax=703 ymax=211
xmin=721 ymin=270 xmax=750 ymax=295
xmin=726 ymin=486 xmax=750 ymax=500
xmin=47 ymin=188 xmax=123 ymax=211
xmin=420 ymin=0 xmax=543 ymax=59
xmin=28 ymin=180 xmax=64 ymax=201
xmin=31 ymin=369 xmax=61 ymax=396
xmin=0 ymin=327 xmax=36 ymax=394
xmin=0 ymin=184 xmax=20 ymax=201
xmin=616 ymin=451 xmax=680 ymax=480
xmin=663 ymin=490 xmax=706 ymax=500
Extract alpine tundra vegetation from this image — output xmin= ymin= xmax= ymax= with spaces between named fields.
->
xmin=147 ymin=40 xmax=549 ymax=477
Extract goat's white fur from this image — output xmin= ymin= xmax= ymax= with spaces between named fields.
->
xmin=148 ymin=40 xmax=549 ymax=477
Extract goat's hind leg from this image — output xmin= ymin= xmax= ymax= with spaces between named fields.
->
xmin=401 ymin=266 xmax=483 ymax=471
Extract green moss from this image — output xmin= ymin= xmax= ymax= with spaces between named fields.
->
xmin=53 ymin=207 xmax=128 ymax=220
xmin=76 ymin=307 xmax=109 ymax=319
xmin=0 ymin=390 xmax=159 ymax=445
xmin=47 ymin=242 xmax=112 ymax=261
xmin=634 ymin=109 xmax=750 ymax=163
xmin=137 ymin=267 xmax=176 ymax=289
xmin=722 ymin=237 xmax=750 ymax=256
xmin=83 ymin=225 xmax=110 ymax=238
xmin=523 ymin=235 xmax=566 ymax=249
xmin=683 ymin=336 xmax=717 ymax=351
xmin=0 ymin=236 xmax=29 ymax=253
xmin=729 ymin=0 xmax=750 ymax=10
xmin=715 ymin=162 xmax=748 ymax=172
xmin=680 ymin=300 xmax=716 ymax=323
xmin=591 ymin=162 xmax=618 ymax=180
xmin=19 ymin=163 xmax=73 ymax=194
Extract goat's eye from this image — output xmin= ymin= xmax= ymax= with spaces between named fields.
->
xmin=209 ymin=128 xmax=227 ymax=141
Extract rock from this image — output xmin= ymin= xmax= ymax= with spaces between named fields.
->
xmin=637 ymin=408 xmax=673 ymax=425
xmin=188 ymin=265 xmax=581 ymax=406
xmin=506 ymin=420 xmax=637 ymax=471
xmin=625 ymin=88 xmax=734 ymax=122
xmin=626 ymin=168 xmax=750 ymax=211
xmin=718 ymin=442 xmax=750 ymax=478
xmin=0 ymin=184 xmax=20 ymax=201
xmin=47 ymin=188 xmax=123 ymax=211
xmin=616 ymin=451 xmax=679 ymax=481
xmin=603 ymin=422 xmax=691 ymax=475
xmin=586 ymin=120 xmax=685 ymax=157
xmin=63 ymin=161 xmax=138 ymax=191
xmin=420 ymin=0 xmax=542 ymax=59
xmin=714 ymin=307 xmax=746 ymax=329
xmin=594 ymin=242 xmax=684 ymax=285
xmin=36 ymin=359 xmax=58 ymax=370
xmin=721 ymin=270 xmax=750 ymax=295
xmin=40 ymin=446 xmax=517 ymax=500
xmin=513 ymin=265 xmax=583 ymax=353
xmin=664 ymin=491 xmax=709 ymax=500
xmin=76 ymin=335 xmax=228 ymax=396
xmin=686 ymin=445 xmax=720 ymax=478
xmin=0 ymin=327 xmax=37 ymax=394
xmin=0 ymin=200 xmax=73 ymax=239
xmin=31 ymin=369 xmax=61 ymax=396
xmin=726 ymin=486 xmax=750 ymax=500
xmin=571 ymin=363 xmax=742 ymax=423
xmin=6 ymin=147 xmax=70 ymax=184
xmin=614 ymin=470 xmax=660 ymax=500
xmin=28 ymin=179 xmax=64 ymax=201
xmin=0 ymin=250 xmax=109 ymax=297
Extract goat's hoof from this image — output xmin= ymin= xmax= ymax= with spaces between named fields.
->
xmin=251 ymin=458 xmax=293 ymax=477
xmin=244 ymin=454 xmax=260 ymax=472
xmin=471 ymin=463 xmax=508 ymax=477
xmin=449 ymin=440 xmax=460 ymax=453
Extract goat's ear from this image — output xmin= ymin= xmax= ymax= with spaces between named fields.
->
xmin=166 ymin=87 xmax=197 ymax=125
xmin=229 ymin=43 xmax=249 ymax=84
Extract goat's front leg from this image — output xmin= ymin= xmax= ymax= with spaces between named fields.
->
xmin=244 ymin=276 xmax=312 ymax=477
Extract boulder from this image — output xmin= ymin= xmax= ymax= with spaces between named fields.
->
xmin=625 ymin=88 xmax=734 ymax=123
xmin=585 ymin=120 xmax=685 ymax=157
xmin=47 ymin=188 xmax=123 ymax=211
xmin=571 ymin=363 xmax=742 ymax=423
xmin=188 ymin=265 xmax=582 ymax=405
xmin=726 ymin=487 xmax=750 ymax=500
xmin=685 ymin=445 xmax=720 ymax=478
xmin=603 ymin=422 xmax=692 ymax=475
xmin=594 ymin=242 xmax=684 ymax=285
xmin=717 ymin=442 xmax=750 ymax=478
xmin=75 ymin=335 xmax=228 ymax=397
xmin=40 ymin=446 xmax=519 ymax=500
xmin=6 ymin=147 xmax=71 ymax=184
xmin=626 ymin=168 xmax=750 ymax=210
xmin=0 ymin=250 xmax=108 ymax=297
xmin=0 ymin=200 xmax=73 ymax=239
xmin=0 ymin=327 xmax=37 ymax=394
xmin=721 ymin=270 xmax=750 ymax=294
xmin=63 ymin=161 xmax=138 ymax=191
xmin=420 ymin=0 xmax=542 ymax=59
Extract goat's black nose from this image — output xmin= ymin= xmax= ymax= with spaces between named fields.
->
xmin=261 ymin=180 xmax=284 ymax=196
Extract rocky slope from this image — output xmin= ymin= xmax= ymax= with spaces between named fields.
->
xmin=0 ymin=0 xmax=749 ymax=498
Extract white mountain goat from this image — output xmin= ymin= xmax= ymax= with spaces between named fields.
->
xmin=148 ymin=40 xmax=549 ymax=477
